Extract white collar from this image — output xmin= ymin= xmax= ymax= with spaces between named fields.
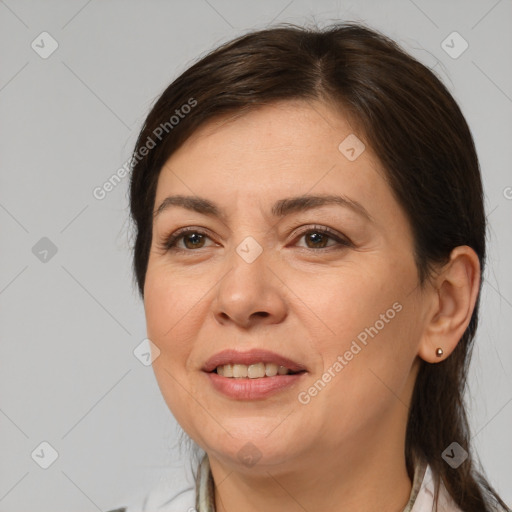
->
xmin=405 ymin=459 xmax=462 ymax=512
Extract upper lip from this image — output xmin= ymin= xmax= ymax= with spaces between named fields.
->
xmin=202 ymin=349 xmax=307 ymax=373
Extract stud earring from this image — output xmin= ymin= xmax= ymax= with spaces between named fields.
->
xmin=435 ymin=347 xmax=444 ymax=357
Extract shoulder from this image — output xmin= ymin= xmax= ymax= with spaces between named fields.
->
xmin=108 ymin=472 xmax=196 ymax=512
xmin=411 ymin=463 xmax=463 ymax=512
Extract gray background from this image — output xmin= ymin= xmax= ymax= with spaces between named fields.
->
xmin=0 ymin=0 xmax=511 ymax=510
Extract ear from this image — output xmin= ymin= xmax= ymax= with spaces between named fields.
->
xmin=418 ymin=246 xmax=481 ymax=363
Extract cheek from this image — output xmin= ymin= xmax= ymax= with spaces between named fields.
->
xmin=299 ymin=309 xmax=417 ymax=442
xmin=290 ymin=259 xmax=406 ymax=348
xmin=295 ymin=257 xmax=418 ymax=398
xmin=143 ymin=263 xmax=206 ymax=346
xmin=144 ymin=268 xmax=204 ymax=435
xmin=143 ymin=269 xmax=201 ymax=417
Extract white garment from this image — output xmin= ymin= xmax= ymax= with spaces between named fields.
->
xmin=409 ymin=464 xmax=462 ymax=512
xmin=124 ymin=465 xmax=196 ymax=512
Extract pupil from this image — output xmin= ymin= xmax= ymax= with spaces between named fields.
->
xmin=308 ymin=232 xmax=326 ymax=248
xmin=186 ymin=233 xmax=203 ymax=248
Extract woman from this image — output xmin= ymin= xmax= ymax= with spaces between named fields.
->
xmin=110 ymin=22 xmax=510 ymax=512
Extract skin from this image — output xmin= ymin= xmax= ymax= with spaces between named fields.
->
xmin=143 ymin=100 xmax=480 ymax=512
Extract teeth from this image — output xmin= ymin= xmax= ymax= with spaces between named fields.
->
xmin=215 ymin=362 xmax=295 ymax=378
xmin=265 ymin=363 xmax=278 ymax=377
xmin=247 ymin=363 xmax=265 ymax=378
xmin=232 ymin=364 xmax=248 ymax=378
xmin=267 ymin=363 xmax=282 ymax=377
xmin=278 ymin=365 xmax=289 ymax=375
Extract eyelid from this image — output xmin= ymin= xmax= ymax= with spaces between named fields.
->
xmin=158 ymin=224 xmax=352 ymax=253
xmin=290 ymin=224 xmax=352 ymax=246
xmin=156 ymin=226 xmax=215 ymax=252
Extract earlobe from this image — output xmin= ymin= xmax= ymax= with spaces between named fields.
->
xmin=418 ymin=246 xmax=481 ymax=363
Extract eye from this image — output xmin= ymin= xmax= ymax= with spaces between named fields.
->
xmin=158 ymin=228 xmax=215 ymax=252
xmin=158 ymin=225 xmax=352 ymax=253
xmin=293 ymin=225 xmax=352 ymax=250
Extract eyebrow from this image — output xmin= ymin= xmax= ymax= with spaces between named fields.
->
xmin=153 ymin=193 xmax=373 ymax=222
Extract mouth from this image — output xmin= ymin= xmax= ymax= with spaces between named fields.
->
xmin=212 ymin=362 xmax=305 ymax=378
xmin=202 ymin=348 xmax=308 ymax=400
xmin=202 ymin=348 xmax=307 ymax=375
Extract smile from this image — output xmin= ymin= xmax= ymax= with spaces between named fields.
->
xmin=215 ymin=362 xmax=303 ymax=378
xmin=202 ymin=348 xmax=308 ymax=400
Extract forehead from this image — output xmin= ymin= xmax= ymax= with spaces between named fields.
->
xmin=169 ymin=100 xmax=366 ymax=164
xmin=153 ymin=100 xmax=392 ymax=222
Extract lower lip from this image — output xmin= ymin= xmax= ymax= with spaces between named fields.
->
xmin=204 ymin=371 xmax=307 ymax=400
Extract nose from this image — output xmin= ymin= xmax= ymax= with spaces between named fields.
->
xmin=213 ymin=241 xmax=287 ymax=330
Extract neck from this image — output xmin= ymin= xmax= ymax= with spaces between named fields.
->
xmin=208 ymin=419 xmax=413 ymax=512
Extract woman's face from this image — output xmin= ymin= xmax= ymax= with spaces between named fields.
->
xmin=144 ymin=100 xmax=428 ymax=472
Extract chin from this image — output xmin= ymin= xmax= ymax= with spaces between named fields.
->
xmin=195 ymin=420 xmax=307 ymax=470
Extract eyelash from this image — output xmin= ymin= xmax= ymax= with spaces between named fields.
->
xmin=157 ymin=225 xmax=352 ymax=253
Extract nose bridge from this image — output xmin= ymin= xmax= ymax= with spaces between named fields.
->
xmin=213 ymin=231 xmax=286 ymax=327
xmin=225 ymin=232 xmax=270 ymax=299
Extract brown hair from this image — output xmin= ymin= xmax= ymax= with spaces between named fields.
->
xmin=128 ymin=22 xmax=509 ymax=511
